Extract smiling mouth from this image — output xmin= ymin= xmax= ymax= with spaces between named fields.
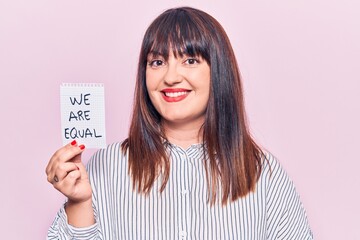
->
xmin=163 ymin=91 xmax=189 ymax=97
xmin=161 ymin=89 xmax=191 ymax=102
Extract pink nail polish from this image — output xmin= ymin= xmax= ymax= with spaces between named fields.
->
xmin=79 ymin=144 xmax=85 ymax=150
xmin=71 ymin=140 xmax=77 ymax=146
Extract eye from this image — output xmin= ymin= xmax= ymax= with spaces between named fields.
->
xmin=184 ymin=58 xmax=199 ymax=65
xmin=148 ymin=59 xmax=165 ymax=68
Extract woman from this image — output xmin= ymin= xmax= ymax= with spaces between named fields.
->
xmin=46 ymin=7 xmax=313 ymax=239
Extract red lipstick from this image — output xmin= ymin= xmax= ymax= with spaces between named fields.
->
xmin=161 ymin=88 xmax=190 ymax=102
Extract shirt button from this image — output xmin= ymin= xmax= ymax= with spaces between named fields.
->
xmin=181 ymin=189 xmax=189 ymax=195
xmin=179 ymin=230 xmax=187 ymax=238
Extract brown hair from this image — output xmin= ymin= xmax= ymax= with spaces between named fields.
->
xmin=121 ymin=7 xmax=264 ymax=205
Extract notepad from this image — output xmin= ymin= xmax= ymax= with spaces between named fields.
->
xmin=60 ymin=83 xmax=106 ymax=148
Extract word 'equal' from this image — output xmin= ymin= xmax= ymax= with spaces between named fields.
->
xmin=64 ymin=127 xmax=102 ymax=139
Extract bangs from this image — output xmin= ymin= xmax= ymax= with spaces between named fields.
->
xmin=144 ymin=9 xmax=210 ymax=62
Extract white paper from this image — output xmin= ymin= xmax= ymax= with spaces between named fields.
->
xmin=60 ymin=83 xmax=106 ymax=148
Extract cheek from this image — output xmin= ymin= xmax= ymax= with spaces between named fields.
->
xmin=191 ymin=65 xmax=211 ymax=91
xmin=146 ymin=81 xmax=158 ymax=102
xmin=145 ymin=79 xmax=160 ymax=109
xmin=145 ymin=80 xmax=151 ymax=93
xmin=196 ymin=76 xmax=211 ymax=95
xmin=145 ymin=70 xmax=161 ymax=92
xmin=145 ymin=73 xmax=151 ymax=91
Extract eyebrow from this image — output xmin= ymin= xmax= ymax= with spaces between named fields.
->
xmin=147 ymin=50 xmax=199 ymax=60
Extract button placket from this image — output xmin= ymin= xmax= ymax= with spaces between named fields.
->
xmin=179 ymin=230 xmax=187 ymax=239
xmin=181 ymin=189 xmax=189 ymax=195
xmin=179 ymin=152 xmax=192 ymax=239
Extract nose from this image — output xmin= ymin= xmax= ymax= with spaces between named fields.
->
xmin=163 ymin=62 xmax=182 ymax=85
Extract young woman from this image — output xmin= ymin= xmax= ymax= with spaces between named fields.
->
xmin=46 ymin=7 xmax=313 ymax=239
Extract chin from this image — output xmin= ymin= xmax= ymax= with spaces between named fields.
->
xmin=164 ymin=116 xmax=187 ymax=123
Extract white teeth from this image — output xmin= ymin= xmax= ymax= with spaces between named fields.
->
xmin=164 ymin=91 xmax=188 ymax=98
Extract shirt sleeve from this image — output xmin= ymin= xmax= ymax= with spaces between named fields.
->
xmin=46 ymin=204 xmax=99 ymax=240
xmin=265 ymin=154 xmax=314 ymax=240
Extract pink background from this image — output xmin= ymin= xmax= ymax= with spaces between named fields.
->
xmin=1 ymin=0 xmax=359 ymax=239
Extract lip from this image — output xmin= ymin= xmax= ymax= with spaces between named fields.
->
xmin=161 ymin=88 xmax=191 ymax=102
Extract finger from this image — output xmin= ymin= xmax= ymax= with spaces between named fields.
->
xmin=46 ymin=141 xmax=85 ymax=175
xmin=50 ymin=162 xmax=80 ymax=184
xmin=54 ymin=169 xmax=81 ymax=197
xmin=46 ymin=142 xmax=77 ymax=175
xmin=71 ymin=148 xmax=84 ymax=164
xmin=75 ymin=161 xmax=89 ymax=180
xmin=52 ymin=141 xmax=85 ymax=164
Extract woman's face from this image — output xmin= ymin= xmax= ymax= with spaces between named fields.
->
xmin=146 ymin=51 xmax=210 ymax=127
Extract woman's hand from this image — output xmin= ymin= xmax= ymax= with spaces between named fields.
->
xmin=46 ymin=140 xmax=92 ymax=205
xmin=46 ymin=140 xmax=95 ymax=227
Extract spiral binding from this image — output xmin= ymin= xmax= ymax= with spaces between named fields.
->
xmin=61 ymin=83 xmax=104 ymax=87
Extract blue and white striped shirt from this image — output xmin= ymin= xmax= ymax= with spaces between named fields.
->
xmin=48 ymin=142 xmax=313 ymax=239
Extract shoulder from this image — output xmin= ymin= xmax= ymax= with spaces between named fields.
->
xmin=259 ymin=151 xmax=285 ymax=178
xmin=258 ymin=151 xmax=295 ymax=194
xmin=258 ymin=151 xmax=305 ymax=210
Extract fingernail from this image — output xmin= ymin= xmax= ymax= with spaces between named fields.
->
xmin=79 ymin=144 xmax=85 ymax=150
xmin=71 ymin=140 xmax=77 ymax=146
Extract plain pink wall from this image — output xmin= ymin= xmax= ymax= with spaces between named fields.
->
xmin=1 ymin=0 xmax=359 ymax=239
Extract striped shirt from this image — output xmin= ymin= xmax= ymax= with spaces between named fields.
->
xmin=48 ymin=142 xmax=313 ymax=239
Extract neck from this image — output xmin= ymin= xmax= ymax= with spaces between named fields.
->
xmin=162 ymin=119 xmax=204 ymax=149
